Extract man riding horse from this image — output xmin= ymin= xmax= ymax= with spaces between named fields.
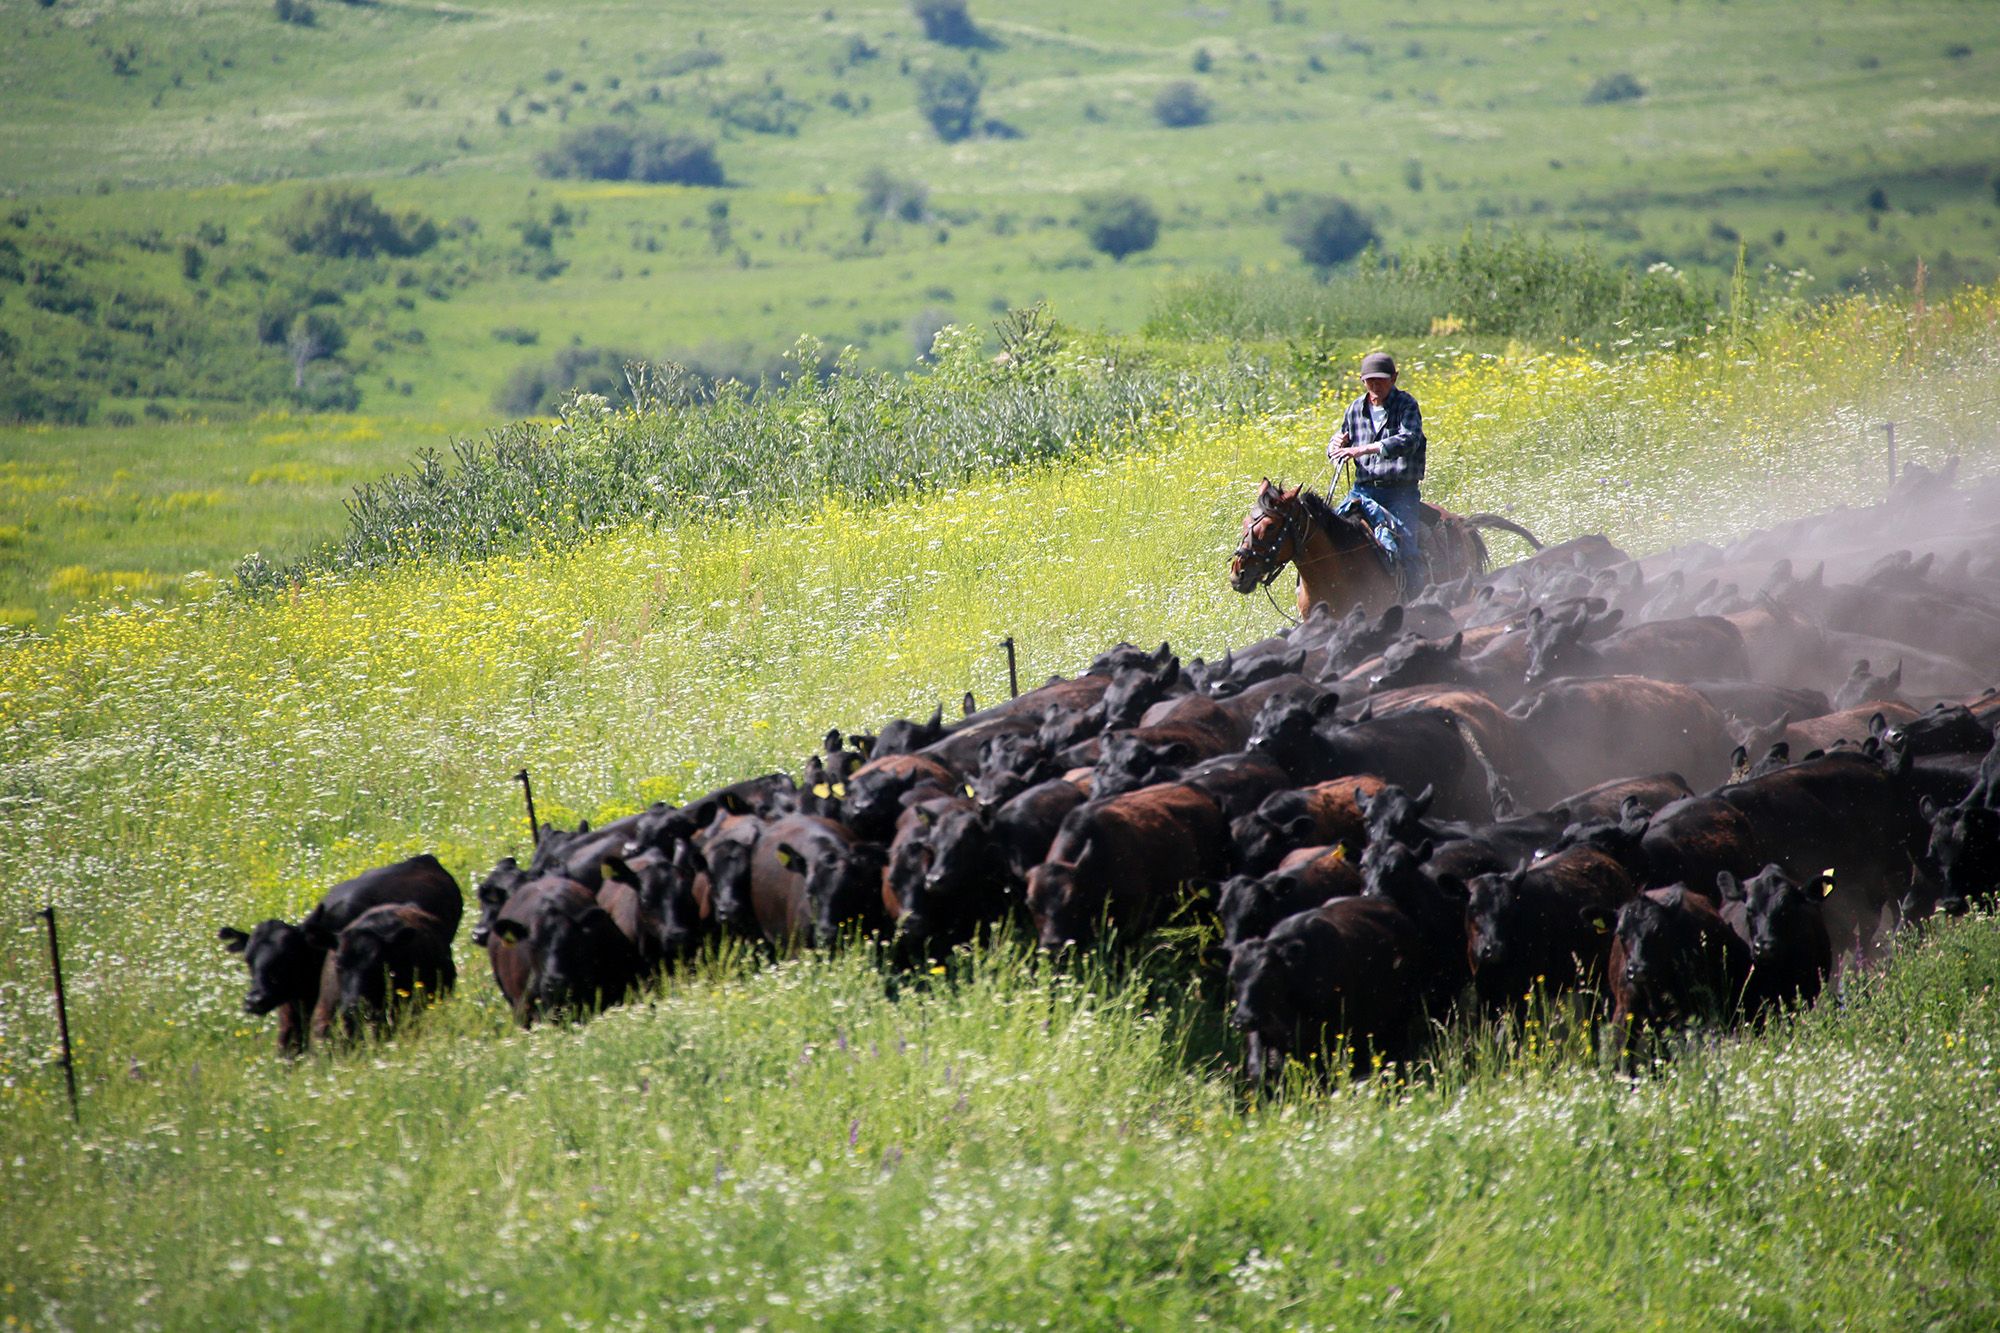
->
xmin=1327 ymin=350 xmax=1426 ymax=599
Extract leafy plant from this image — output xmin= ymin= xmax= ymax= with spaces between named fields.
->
xmin=272 ymin=187 xmax=438 ymax=259
xmin=915 ymin=64 xmax=983 ymax=142
xmin=1152 ymin=80 xmax=1212 ymax=129
xmin=1077 ymin=192 xmax=1160 ymax=261
xmin=1283 ymin=194 xmax=1377 ymax=270
xmin=1584 ymin=71 xmax=1645 ymax=104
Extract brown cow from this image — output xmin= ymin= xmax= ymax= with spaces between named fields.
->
xmin=1598 ymin=886 xmax=1751 ymax=1041
xmin=330 ymin=904 xmax=456 ymax=1039
xmin=1509 ymin=676 xmax=1734 ymax=793
xmin=489 ymin=877 xmax=640 ymax=1025
xmin=1027 ymin=784 xmax=1230 ymax=949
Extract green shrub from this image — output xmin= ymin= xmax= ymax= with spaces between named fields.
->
xmin=272 ymin=187 xmax=438 ymax=259
xmin=1152 ymin=80 xmax=1212 ymax=128
xmin=915 ymin=64 xmax=983 ymax=142
xmin=538 ymin=125 xmax=724 ymax=185
xmin=1584 ymin=71 xmax=1645 ymax=104
xmin=273 ymin=0 xmax=315 ymax=27
xmin=495 ymin=344 xmax=641 ymax=415
xmin=262 ymin=333 xmax=1294 ymax=583
xmin=858 ymin=166 xmax=928 ymax=222
xmin=1077 ymin=192 xmax=1160 ymax=261
xmin=1283 ymin=194 xmax=1377 ymax=269
xmin=912 ymin=0 xmax=983 ymax=47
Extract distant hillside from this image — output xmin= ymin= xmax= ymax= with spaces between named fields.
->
xmin=1 ymin=0 xmax=1996 ymax=420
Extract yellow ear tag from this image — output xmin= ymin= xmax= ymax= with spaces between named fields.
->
xmin=832 ymin=783 xmax=847 ymax=798
xmin=964 ymin=783 xmax=977 ymax=798
xmin=777 ymin=848 xmax=800 ymax=870
xmin=812 ymin=783 xmax=831 ymax=799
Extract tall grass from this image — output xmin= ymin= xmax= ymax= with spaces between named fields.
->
xmin=248 ymin=327 xmax=1301 ymax=588
xmin=1146 ymin=231 xmax=1721 ymax=347
xmin=3 ymin=284 xmax=1999 ymax=1326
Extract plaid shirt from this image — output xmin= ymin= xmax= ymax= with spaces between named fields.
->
xmin=1339 ymin=387 xmax=1426 ymax=483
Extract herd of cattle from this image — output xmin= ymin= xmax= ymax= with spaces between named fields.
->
xmin=221 ymin=461 xmax=2000 ymax=1078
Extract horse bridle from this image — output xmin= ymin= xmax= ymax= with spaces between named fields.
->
xmin=1234 ymin=493 xmax=1315 ymax=591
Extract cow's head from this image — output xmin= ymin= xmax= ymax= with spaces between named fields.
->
xmin=1367 ymin=631 xmax=1462 ymax=694
xmin=1092 ymin=733 xmax=1192 ymax=799
xmin=473 ymin=857 xmax=534 ymax=948
xmin=1246 ymin=693 xmax=1339 ymax=771
xmin=1357 ymin=782 xmax=1435 ymax=849
xmin=902 ymin=805 xmax=999 ymax=948
xmin=1025 ymin=859 xmax=1089 ymax=951
xmin=496 ymin=902 xmax=637 ymax=1018
xmin=1230 ymin=789 xmax=1323 ymax=877
xmin=870 ymin=706 xmax=947 ymax=758
xmin=333 ymin=909 xmax=446 ymax=1036
xmin=1226 ymin=933 xmax=1306 ymax=1083
xmin=1598 ymin=890 xmax=1689 ymax=1021
xmin=1924 ymin=797 xmax=2000 ymax=915
xmin=1717 ymin=864 xmax=1826 ymax=962
xmin=217 ymin=919 xmax=327 ymax=1016
xmin=777 ymin=838 xmax=891 ymax=949
xmin=1099 ymin=651 xmax=1181 ymax=730
xmin=1464 ymin=870 xmax=1525 ymax=977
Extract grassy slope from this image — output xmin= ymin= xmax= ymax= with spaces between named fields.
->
xmin=3 ymin=290 xmax=1999 ymax=1326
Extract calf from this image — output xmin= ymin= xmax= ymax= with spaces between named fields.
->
xmin=1027 ymin=784 xmax=1229 ymax=949
xmin=1216 ymin=847 xmax=1363 ymax=953
xmin=1599 ymin=887 xmax=1751 ymax=1038
xmin=1464 ymin=846 xmax=1636 ymax=1013
xmin=1716 ymin=866 xmax=1833 ymax=1017
xmin=1357 ymin=839 xmax=1474 ymax=1010
xmin=220 ymin=851 xmax=464 ymax=1055
xmin=216 ymin=921 xmax=336 ymax=1056
xmin=1228 ymin=897 xmax=1427 ymax=1080
xmin=1923 ymin=793 xmax=2000 ymax=916
xmin=718 ymin=813 xmax=888 ymax=949
xmin=895 ymin=803 xmax=1019 ymax=956
xmin=1231 ymin=777 xmax=1387 ymax=875
xmin=489 ymin=878 xmax=640 ymax=1025
xmin=331 ymin=904 xmax=456 ymax=1039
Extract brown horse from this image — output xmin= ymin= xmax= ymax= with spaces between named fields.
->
xmin=1229 ymin=479 xmax=1542 ymax=619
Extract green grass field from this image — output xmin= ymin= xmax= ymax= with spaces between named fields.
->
xmin=3 ymin=287 xmax=1999 ymax=1327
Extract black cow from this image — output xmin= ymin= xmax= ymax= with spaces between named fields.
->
xmin=1027 ymin=784 xmax=1229 ymax=950
xmin=1716 ymin=866 xmax=1833 ymax=1017
xmin=1228 ymin=897 xmax=1427 ymax=1081
xmin=1464 ymin=846 xmax=1636 ymax=1013
xmin=1248 ymin=696 xmax=1488 ymax=822
xmin=489 ymin=878 xmax=640 ymax=1025
xmin=1216 ymin=848 xmax=1363 ymax=954
xmin=1598 ymin=886 xmax=1751 ymax=1040
xmin=331 ymin=904 xmax=456 ymax=1038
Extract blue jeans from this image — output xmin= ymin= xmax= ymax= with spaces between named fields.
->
xmin=1342 ymin=480 xmax=1425 ymax=598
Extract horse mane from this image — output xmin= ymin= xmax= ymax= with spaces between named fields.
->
xmin=1271 ymin=482 xmax=1390 ymax=571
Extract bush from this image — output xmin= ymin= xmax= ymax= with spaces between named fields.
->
xmin=538 ymin=125 xmax=724 ymax=185
xmin=272 ymin=187 xmax=438 ymax=259
xmin=1077 ymin=192 xmax=1160 ymax=262
xmin=273 ymin=0 xmax=315 ymax=26
xmin=911 ymin=0 xmax=983 ymax=46
xmin=1283 ymin=194 xmax=1377 ymax=269
xmin=858 ymin=166 xmax=928 ymax=222
xmin=1152 ymin=81 xmax=1212 ymax=128
xmin=915 ymin=64 xmax=983 ymax=142
xmin=496 ymin=345 xmax=641 ymax=415
xmin=1584 ymin=71 xmax=1645 ymax=104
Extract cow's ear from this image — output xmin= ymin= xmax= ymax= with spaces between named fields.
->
xmin=1161 ymin=740 xmax=1195 ymax=766
xmin=719 ymin=791 xmax=749 ymax=816
xmin=824 ymin=727 xmax=844 ymax=753
xmin=1284 ymin=813 xmax=1317 ymax=839
xmin=1153 ymin=641 xmax=1174 ymax=665
xmin=1868 ymin=711 xmax=1889 ymax=738
xmin=775 ymin=842 xmax=807 ymax=872
xmin=493 ymin=919 xmax=529 ymax=946
xmin=1377 ymin=604 xmax=1403 ymax=635
xmin=1311 ymin=692 xmax=1342 ymax=719
xmin=915 ymin=805 xmax=938 ymax=828
xmin=1582 ymin=909 xmax=1612 ymax=935
xmin=1814 ymin=869 xmax=1837 ymax=899
xmin=1413 ymin=838 xmax=1434 ymax=863
xmin=1716 ymin=871 xmax=1745 ymax=902
xmin=1660 ymin=886 xmax=1685 ymax=911
xmin=601 ymin=855 xmax=636 ymax=886
xmin=962 ymin=691 xmax=977 ymax=718
xmin=1445 ymin=631 xmax=1464 ymax=659
xmin=218 ymin=925 xmax=249 ymax=953
xmin=1920 ymin=796 xmax=1940 ymax=821
xmin=1729 ymin=744 xmax=1749 ymax=773
xmin=1353 ymin=699 xmax=1375 ymax=723
xmin=1412 ymin=784 xmax=1434 ymax=815
xmin=926 ymin=704 xmax=945 ymax=729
